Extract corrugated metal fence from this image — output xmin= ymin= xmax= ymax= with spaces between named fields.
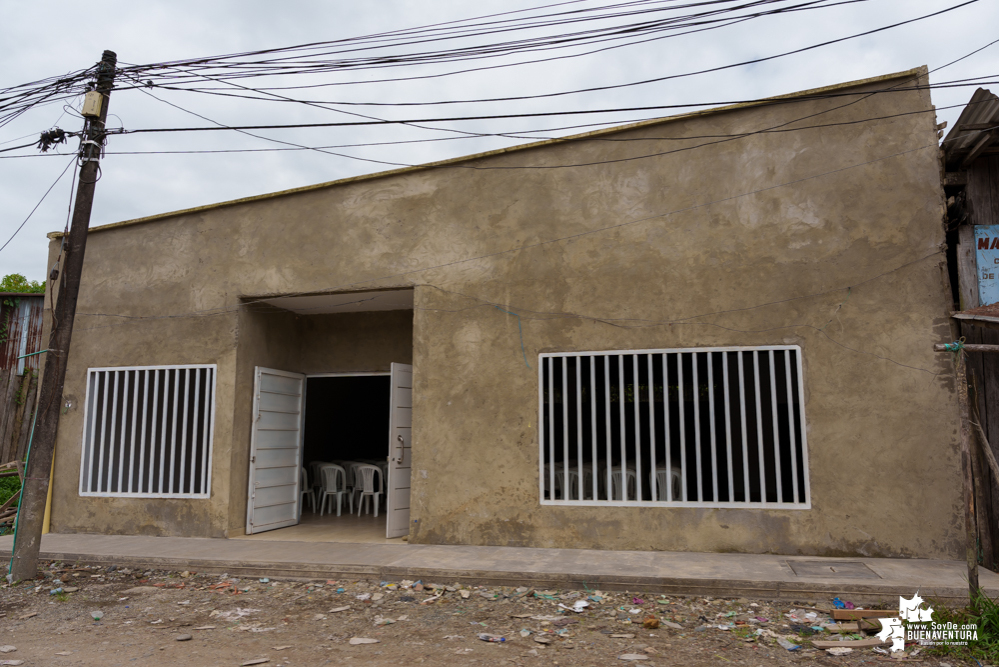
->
xmin=0 ymin=294 xmax=44 ymax=463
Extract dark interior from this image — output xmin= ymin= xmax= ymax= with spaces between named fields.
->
xmin=303 ymin=376 xmax=390 ymax=465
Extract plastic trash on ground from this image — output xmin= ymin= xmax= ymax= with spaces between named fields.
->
xmin=776 ymin=637 xmax=800 ymax=651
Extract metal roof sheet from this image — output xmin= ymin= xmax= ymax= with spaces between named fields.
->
xmin=942 ymin=88 xmax=999 ymax=171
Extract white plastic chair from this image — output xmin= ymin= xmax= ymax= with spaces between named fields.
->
xmin=652 ymin=466 xmax=683 ymax=501
xmin=299 ymin=467 xmax=315 ymax=518
xmin=553 ymin=469 xmax=581 ymax=500
xmin=610 ymin=466 xmax=637 ymax=500
xmin=308 ymin=461 xmax=332 ymax=495
xmin=353 ymin=464 xmax=383 ymax=517
xmin=319 ymin=464 xmax=352 ymax=516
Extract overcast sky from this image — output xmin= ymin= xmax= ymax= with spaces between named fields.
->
xmin=2 ymin=0 xmax=997 ymax=281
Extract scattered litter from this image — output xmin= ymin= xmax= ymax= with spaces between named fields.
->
xmin=329 ymin=606 xmax=350 ymax=613
xmin=610 ymin=634 xmax=636 ymax=639
xmin=356 ymin=593 xmax=371 ymax=601
xmin=558 ymin=600 xmax=589 ymax=613
xmin=533 ymin=636 xmax=553 ymax=645
xmin=348 ymin=638 xmax=379 ymax=645
xmin=209 ymin=608 xmax=259 ymax=621
xmin=371 ymin=592 xmax=384 ymax=601
xmin=776 ymin=638 xmax=801 ymax=651
xmin=618 ymin=654 xmax=650 ymax=661
xmin=49 ymin=587 xmax=63 ymax=595
xmin=520 ymin=629 xmax=532 ymax=637
xmin=259 ymin=578 xmax=270 ymax=583
xmin=54 ymin=652 xmax=71 ymax=656
xmin=826 ymin=647 xmax=853 ymax=656
xmin=175 ymin=634 xmax=192 ymax=642
xmin=122 ymin=586 xmax=159 ymax=595
xmin=240 ymin=660 xmax=270 ymax=666
xmin=832 ymin=598 xmax=855 ymax=610
xmin=443 ymin=635 xmax=464 ymax=640
xmin=477 ymin=633 xmax=506 ymax=642
xmin=397 ymin=615 xmax=408 ymax=621
xmin=89 ymin=610 xmax=103 ymax=621
xmin=62 ymin=587 xmax=79 ymax=593
xmin=662 ymin=621 xmax=683 ymax=630
xmin=373 ymin=615 xmax=395 ymax=626
xmin=193 ymin=626 xmax=215 ymax=630
xmin=176 ymin=600 xmax=190 ymax=606
xmin=643 ymin=617 xmax=660 ymax=629
xmin=628 ymin=608 xmax=643 ymax=614
xmin=271 ymin=646 xmax=292 ymax=650
xmin=460 ymin=590 xmax=471 ymax=599
xmin=18 ymin=613 xmax=37 ymax=620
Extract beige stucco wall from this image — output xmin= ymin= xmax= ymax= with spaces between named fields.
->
xmin=45 ymin=67 xmax=963 ymax=557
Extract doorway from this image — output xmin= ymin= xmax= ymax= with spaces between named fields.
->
xmin=242 ymin=364 xmax=412 ymax=543
xmin=302 ymin=373 xmax=390 ymax=541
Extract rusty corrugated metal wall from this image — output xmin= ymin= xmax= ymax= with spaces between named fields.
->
xmin=0 ymin=294 xmax=44 ymax=374
xmin=0 ymin=294 xmax=43 ymax=463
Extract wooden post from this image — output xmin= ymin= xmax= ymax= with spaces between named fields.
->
xmin=956 ymin=349 xmax=981 ymax=601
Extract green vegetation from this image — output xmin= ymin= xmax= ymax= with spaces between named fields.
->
xmin=0 ymin=475 xmax=19 ymax=506
xmin=0 ymin=273 xmax=45 ymax=294
xmin=925 ymin=590 xmax=999 ymax=663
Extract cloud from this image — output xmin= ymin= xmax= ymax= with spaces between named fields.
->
xmin=2 ymin=0 xmax=997 ymax=280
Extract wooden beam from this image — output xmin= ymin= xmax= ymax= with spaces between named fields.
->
xmin=957 ymin=350 xmax=981 ymax=601
xmin=946 ymin=172 xmax=968 ymax=186
xmin=831 ymin=610 xmax=897 ymax=620
xmin=958 ymin=226 xmax=980 ymax=311
xmin=971 ymin=416 xmax=999 ymax=483
xmin=959 ymin=123 xmax=998 ymax=131
xmin=935 ymin=343 xmax=999 ymax=352
xmin=961 ymin=131 xmax=997 ymax=170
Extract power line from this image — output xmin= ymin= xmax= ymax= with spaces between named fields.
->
xmin=0 ymin=156 xmax=76 ymax=254
xmin=70 ymin=135 xmax=948 ymax=334
xmin=133 ymin=0 xmax=974 ymax=105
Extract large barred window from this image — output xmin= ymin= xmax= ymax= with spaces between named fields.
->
xmin=539 ymin=347 xmax=809 ymax=508
xmin=80 ymin=365 xmax=216 ymax=498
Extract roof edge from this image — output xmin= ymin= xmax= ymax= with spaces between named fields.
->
xmin=50 ymin=66 xmax=928 ymax=240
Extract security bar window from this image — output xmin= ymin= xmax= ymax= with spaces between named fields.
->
xmin=80 ymin=365 xmax=216 ymax=498
xmin=538 ymin=347 xmax=809 ymax=508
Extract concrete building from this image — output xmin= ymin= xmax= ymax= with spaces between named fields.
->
xmin=41 ymin=66 xmax=963 ymax=559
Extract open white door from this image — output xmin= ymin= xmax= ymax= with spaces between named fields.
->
xmin=246 ymin=367 xmax=306 ymax=535
xmin=386 ymin=363 xmax=413 ymax=539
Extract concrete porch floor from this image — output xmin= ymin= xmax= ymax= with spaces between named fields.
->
xmin=1 ymin=533 xmax=995 ymax=604
xmin=231 ymin=508 xmax=404 ymax=544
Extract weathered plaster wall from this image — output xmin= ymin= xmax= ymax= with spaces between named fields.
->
xmin=46 ymin=68 xmax=962 ymax=557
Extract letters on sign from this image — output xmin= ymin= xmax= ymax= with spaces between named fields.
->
xmin=975 ymin=226 xmax=999 ymax=307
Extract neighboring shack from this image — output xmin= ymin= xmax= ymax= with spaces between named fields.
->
xmin=942 ymin=87 xmax=999 ymax=570
xmin=0 ymin=292 xmax=43 ymax=463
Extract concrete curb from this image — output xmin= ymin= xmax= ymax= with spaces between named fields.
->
xmin=1 ymin=548 xmax=987 ymax=604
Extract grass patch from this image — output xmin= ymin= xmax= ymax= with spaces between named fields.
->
xmin=0 ymin=475 xmax=20 ymax=506
xmin=922 ymin=589 xmax=999 ymax=664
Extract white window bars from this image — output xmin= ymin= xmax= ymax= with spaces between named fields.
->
xmin=538 ymin=347 xmax=809 ymax=508
xmin=80 ymin=365 xmax=216 ymax=498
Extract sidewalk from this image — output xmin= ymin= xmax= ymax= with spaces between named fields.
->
xmin=2 ymin=532 xmax=995 ymax=604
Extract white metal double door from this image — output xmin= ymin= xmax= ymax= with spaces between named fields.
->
xmin=245 ymin=364 xmax=412 ymax=538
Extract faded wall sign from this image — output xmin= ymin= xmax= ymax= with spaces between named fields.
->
xmin=976 ymin=225 xmax=999 ymax=307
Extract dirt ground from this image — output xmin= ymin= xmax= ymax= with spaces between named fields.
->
xmin=0 ymin=562 xmax=971 ymax=666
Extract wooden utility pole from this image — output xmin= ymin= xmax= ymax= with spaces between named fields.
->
xmin=935 ymin=341 xmax=989 ymax=604
xmin=8 ymin=50 xmax=117 ymax=583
